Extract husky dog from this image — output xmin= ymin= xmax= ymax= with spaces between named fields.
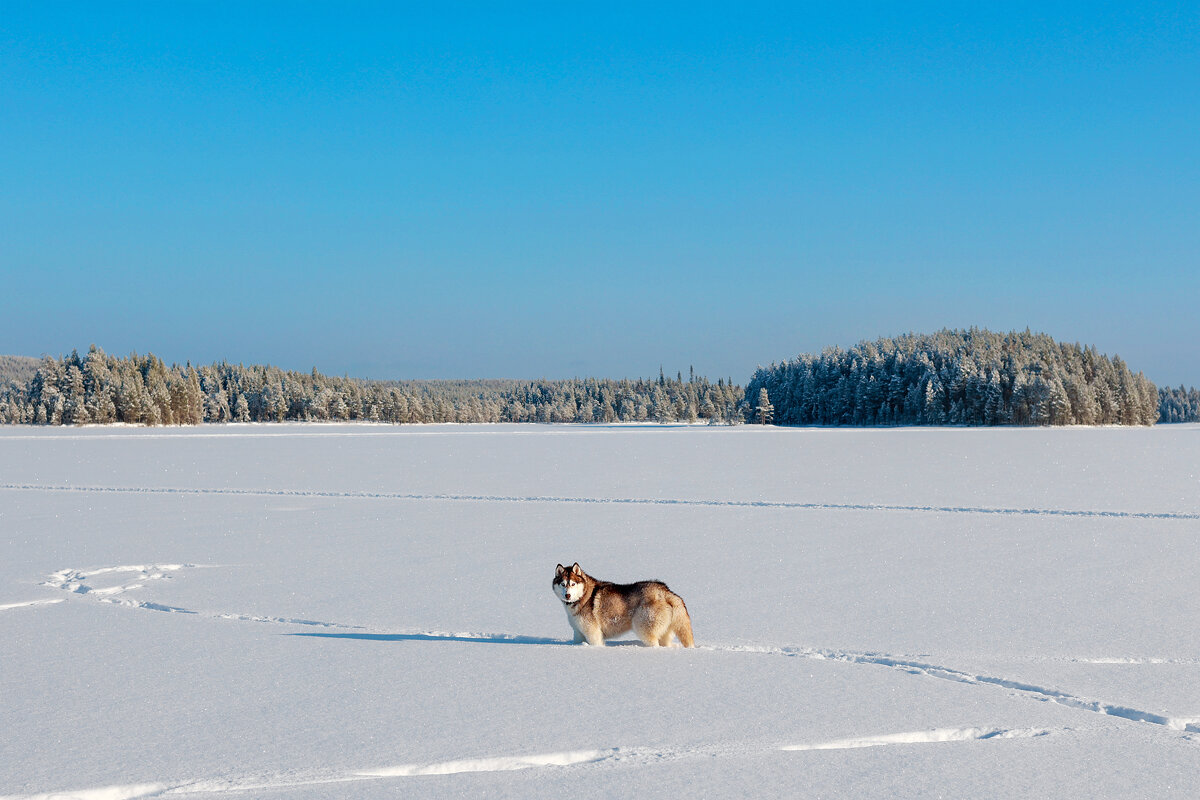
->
xmin=552 ymin=562 xmax=694 ymax=647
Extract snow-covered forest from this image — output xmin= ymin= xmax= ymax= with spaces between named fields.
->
xmin=1157 ymin=385 xmax=1200 ymax=424
xmin=3 ymin=330 xmax=1197 ymax=427
xmin=746 ymin=329 xmax=1162 ymax=427
xmin=0 ymin=355 xmax=39 ymax=387
xmin=0 ymin=347 xmax=745 ymax=426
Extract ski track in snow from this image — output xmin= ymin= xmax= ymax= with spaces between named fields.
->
xmin=2 ymin=483 xmax=1197 ymax=521
xmin=782 ymin=726 xmax=1051 ymax=750
xmin=2 ymin=733 xmax=1066 ymax=800
xmin=0 ymin=751 xmax=623 ymax=799
xmin=0 ymin=782 xmax=172 ymax=800
xmin=0 ymin=598 xmax=64 ymax=612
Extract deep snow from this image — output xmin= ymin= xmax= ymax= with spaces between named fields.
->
xmin=1 ymin=423 xmax=1199 ymax=798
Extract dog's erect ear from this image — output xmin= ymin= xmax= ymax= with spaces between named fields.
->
xmin=570 ymin=562 xmax=582 ymax=576
xmin=555 ymin=564 xmax=565 ymax=577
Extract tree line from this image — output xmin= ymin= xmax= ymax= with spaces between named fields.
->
xmin=0 ymin=346 xmax=746 ymax=426
xmin=1158 ymin=385 xmax=1200 ymax=423
xmin=745 ymin=329 xmax=1160 ymax=427
xmin=2 ymin=332 xmax=1189 ymax=427
xmin=0 ymin=355 xmax=39 ymax=386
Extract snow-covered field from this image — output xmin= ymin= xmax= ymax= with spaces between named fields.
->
xmin=2 ymin=423 xmax=1199 ymax=799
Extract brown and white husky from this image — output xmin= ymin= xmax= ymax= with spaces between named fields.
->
xmin=552 ymin=562 xmax=694 ymax=647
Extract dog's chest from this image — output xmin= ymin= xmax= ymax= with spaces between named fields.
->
xmin=563 ymin=602 xmax=587 ymax=633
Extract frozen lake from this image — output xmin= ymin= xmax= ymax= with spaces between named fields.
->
xmin=2 ymin=423 xmax=1199 ymax=798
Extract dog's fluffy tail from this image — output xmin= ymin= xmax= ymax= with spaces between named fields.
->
xmin=670 ymin=594 xmax=695 ymax=648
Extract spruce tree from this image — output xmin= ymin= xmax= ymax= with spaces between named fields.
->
xmin=756 ymin=387 xmax=773 ymax=425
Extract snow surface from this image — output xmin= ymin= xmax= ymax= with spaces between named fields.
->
xmin=1 ymin=423 xmax=1199 ymax=798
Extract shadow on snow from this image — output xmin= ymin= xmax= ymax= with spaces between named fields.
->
xmin=285 ymin=631 xmax=646 ymax=646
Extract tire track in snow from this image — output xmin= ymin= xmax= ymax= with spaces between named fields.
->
xmin=3 ymin=483 xmax=1197 ymax=521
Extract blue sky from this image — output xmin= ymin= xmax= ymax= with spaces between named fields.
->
xmin=2 ymin=2 xmax=1197 ymax=384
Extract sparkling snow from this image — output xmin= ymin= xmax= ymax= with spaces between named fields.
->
xmin=2 ymin=423 xmax=1199 ymax=798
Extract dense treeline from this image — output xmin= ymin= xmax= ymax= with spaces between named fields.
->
xmin=1158 ymin=385 xmax=1200 ymax=423
xmin=0 ymin=347 xmax=746 ymax=426
xmin=1 ymin=331 xmax=1181 ymax=427
xmin=746 ymin=329 xmax=1160 ymax=427
xmin=0 ymin=355 xmax=39 ymax=386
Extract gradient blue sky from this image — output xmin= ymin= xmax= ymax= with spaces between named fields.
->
xmin=3 ymin=2 xmax=1198 ymax=384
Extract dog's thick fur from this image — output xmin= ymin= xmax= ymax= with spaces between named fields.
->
xmin=552 ymin=562 xmax=694 ymax=647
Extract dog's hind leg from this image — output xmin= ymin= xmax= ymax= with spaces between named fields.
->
xmin=634 ymin=607 xmax=671 ymax=647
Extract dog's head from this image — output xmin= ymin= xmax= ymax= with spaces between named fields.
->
xmin=552 ymin=562 xmax=586 ymax=604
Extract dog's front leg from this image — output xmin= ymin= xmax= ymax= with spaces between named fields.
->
xmin=582 ymin=626 xmax=605 ymax=646
xmin=572 ymin=629 xmax=585 ymax=644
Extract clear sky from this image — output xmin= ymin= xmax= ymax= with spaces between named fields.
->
xmin=2 ymin=2 xmax=1197 ymax=385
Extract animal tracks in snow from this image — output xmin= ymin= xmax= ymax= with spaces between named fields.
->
xmin=43 ymin=565 xmax=198 ymax=615
xmin=19 ymin=562 xmax=1200 ymax=739
xmin=36 ymin=564 xmax=364 ymax=631
xmin=6 ymin=567 xmax=1199 ymax=799
xmin=25 ymin=562 xmax=1200 ymax=738
xmin=2 ymin=482 xmax=1198 ymax=521
xmin=711 ymin=644 xmax=1200 ymax=736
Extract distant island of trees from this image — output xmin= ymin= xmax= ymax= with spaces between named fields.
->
xmin=2 ymin=329 xmax=1196 ymax=427
xmin=746 ymin=329 xmax=1164 ymax=426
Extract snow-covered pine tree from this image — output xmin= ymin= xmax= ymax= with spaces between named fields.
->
xmin=755 ymin=387 xmax=773 ymax=425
